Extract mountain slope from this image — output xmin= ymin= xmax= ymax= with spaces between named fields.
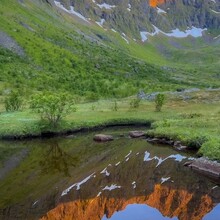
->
xmin=0 ymin=0 xmax=219 ymax=100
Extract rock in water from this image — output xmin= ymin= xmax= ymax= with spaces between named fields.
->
xmin=93 ymin=134 xmax=114 ymax=142
xmin=129 ymin=131 xmax=145 ymax=138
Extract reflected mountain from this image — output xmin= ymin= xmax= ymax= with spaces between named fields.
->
xmin=0 ymin=133 xmax=219 ymax=220
xmin=41 ymin=150 xmax=220 ymax=220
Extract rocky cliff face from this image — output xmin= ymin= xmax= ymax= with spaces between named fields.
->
xmin=52 ymin=0 xmax=220 ymax=38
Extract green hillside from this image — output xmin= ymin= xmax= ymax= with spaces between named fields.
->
xmin=0 ymin=0 xmax=219 ymax=102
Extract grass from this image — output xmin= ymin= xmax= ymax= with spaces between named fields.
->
xmin=0 ymin=90 xmax=219 ymax=160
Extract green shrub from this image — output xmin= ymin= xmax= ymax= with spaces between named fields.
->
xmin=30 ymin=92 xmax=75 ymax=127
xmin=4 ymin=91 xmax=23 ymax=112
xmin=155 ymin=93 xmax=165 ymax=112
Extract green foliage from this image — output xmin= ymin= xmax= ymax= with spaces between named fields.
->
xmin=199 ymin=138 xmax=220 ymax=161
xmin=4 ymin=90 xmax=23 ymax=112
xmin=155 ymin=93 xmax=165 ymax=112
xmin=30 ymin=92 xmax=74 ymax=127
xmin=130 ymin=98 xmax=141 ymax=109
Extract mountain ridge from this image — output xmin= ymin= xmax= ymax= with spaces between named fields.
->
xmin=53 ymin=0 xmax=220 ymax=39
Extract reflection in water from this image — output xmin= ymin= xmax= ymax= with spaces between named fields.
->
xmin=39 ymin=141 xmax=78 ymax=176
xmin=102 ymin=204 xmax=178 ymax=220
xmin=0 ymin=130 xmax=220 ymax=220
xmin=41 ymin=144 xmax=220 ymax=220
xmin=203 ymin=204 xmax=220 ymax=220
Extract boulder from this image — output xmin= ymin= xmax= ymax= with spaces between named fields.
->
xmin=129 ymin=131 xmax=145 ymax=138
xmin=174 ymin=141 xmax=182 ymax=147
xmin=147 ymin=138 xmax=160 ymax=143
xmin=93 ymin=134 xmax=114 ymax=142
xmin=187 ymin=157 xmax=220 ymax=180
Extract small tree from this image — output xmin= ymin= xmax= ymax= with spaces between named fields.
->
xmin=4 ymin=91 xmax=23 ymax=112
xmin=155 ymin=93 xmax=165 ymax=112
xmin=130 ymin=98 xmax=141 ymax=109
xmin=30 ymin=92 xmax=74 ymax=127
xmin=113 ymin=100 xmax=118 ymax=111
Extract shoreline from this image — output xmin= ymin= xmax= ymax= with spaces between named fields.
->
xmin=0 ymin=119 xmax=219 ymax=182
xmin=0 ymin=120 xmax=152 ymax=141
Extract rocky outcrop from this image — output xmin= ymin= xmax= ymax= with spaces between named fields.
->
xmin=187 ymin=157 xmax=220 ymax=180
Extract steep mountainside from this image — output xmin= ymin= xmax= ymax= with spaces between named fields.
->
xmin=54 ymin=0 xmax=220 ymax=38
xmin=0 ymin=0 xmax=219 ymax=100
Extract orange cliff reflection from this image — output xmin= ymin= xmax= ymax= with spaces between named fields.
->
xmin=40 ymin=184 xmax=214 ymax=220
xmin=149 ymin=0 xmax=166 ymax=7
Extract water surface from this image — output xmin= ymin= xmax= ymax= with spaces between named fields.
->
xmin=0 ymin=127 xmax=219 ymax=220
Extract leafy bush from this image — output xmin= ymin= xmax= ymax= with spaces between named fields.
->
xmin=155 ymin=93 xmax=165 ymax=112
xmin=4 ymin=91 xmax=23 ymax=112
xmin=30 ymin=92 xmax=75 ymax=127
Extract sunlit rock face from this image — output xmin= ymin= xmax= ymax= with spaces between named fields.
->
xmin=149 ymin=0 xmax=166 ymax=7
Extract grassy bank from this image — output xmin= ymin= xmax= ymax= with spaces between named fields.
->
xmin=0 ymin=90 xmax=219 ymax=160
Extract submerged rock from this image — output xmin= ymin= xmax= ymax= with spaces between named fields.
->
xmin=129 ymin=131 xmax=145 ymax=138
xmin=93 ymin=134 xmax=114 ymax=142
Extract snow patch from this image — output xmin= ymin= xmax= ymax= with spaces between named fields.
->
xmin=61 ymin=172 xmax=95 ymax=196
xmin=96 ymin=19 xmax=105 ymax=27
xmin=97 ymin=3 xmax=116 ymax=10
xmin=32 ymin=200 xmax=39 ymax=207
xmin=115 ymin=161 xmax=121 ymax=166
xmin=125 ymin=150 xmax=132 ymax=158
xmin=161 ymin=177 xmax=171 ymax=184
xmin=97 ymin=191 xmax=102 ymax=197
xmin=156 ymin=7 xmax=166 ymax=14
xmin=54 ymin=1 xmax=88 ymax=22
xmin=127 ymin=3 xmax=131 ymax=11
xmin=144 ymin=151 xmax=187 ymax=167
xmin=132 ymin=181 xmax=136 ymax=189
xmin=102 ymin=184 xmax=121 ymax=191
xmin=100 ymin=167 xmax=110 ymax=176
xmin=140 ymin=26 xmax=207 ymax=42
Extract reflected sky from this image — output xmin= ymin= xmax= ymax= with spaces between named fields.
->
xmin=203 ymin=204 xmax=220 ymax=220
xmin=102 ymin=204 xmax=178 ymax=220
